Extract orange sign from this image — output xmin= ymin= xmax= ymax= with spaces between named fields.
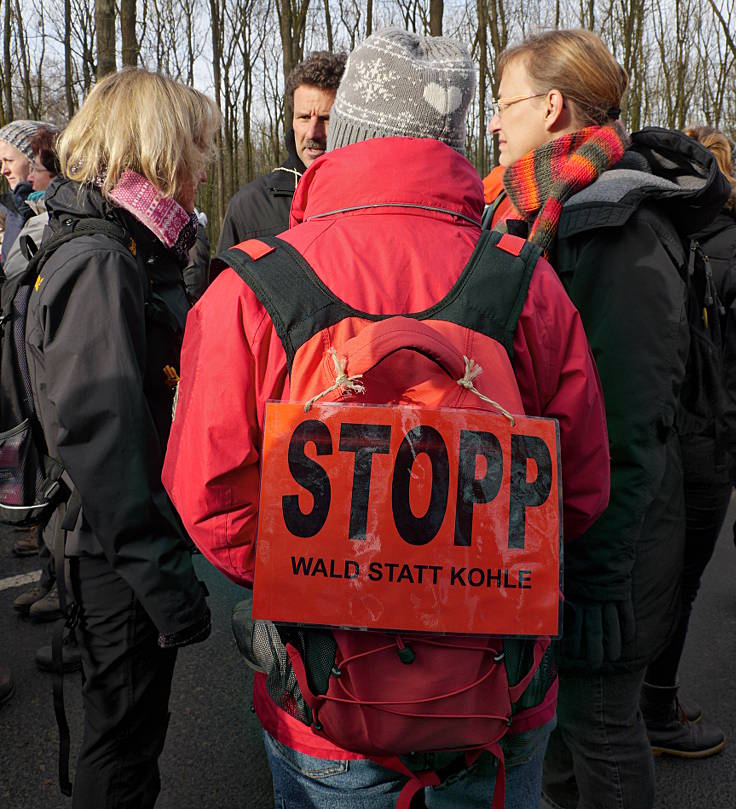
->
xmin=253 ymin=402 xmax=561 ymax=636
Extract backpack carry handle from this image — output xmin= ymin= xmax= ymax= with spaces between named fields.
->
xmin=318 ymin=317 xmax=465 ymax=382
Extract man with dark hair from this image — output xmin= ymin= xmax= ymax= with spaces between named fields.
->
xmin=217 ymin=51 xmax=346 ymax=252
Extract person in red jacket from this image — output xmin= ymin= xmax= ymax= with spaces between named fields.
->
xmin=163 ymin=28 xmax=610 ymax=808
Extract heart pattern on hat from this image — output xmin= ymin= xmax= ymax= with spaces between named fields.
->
xmin=423 ymin=83 xmax=463 ymax=115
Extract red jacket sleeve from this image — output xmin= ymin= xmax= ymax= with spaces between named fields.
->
xmin=162 ymin=268 xmax=285 ymax=586
xmin=512 ymin=257 xmax=610 ymax=541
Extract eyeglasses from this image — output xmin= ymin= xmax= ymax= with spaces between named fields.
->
xmin=489 ymin=93 xmax=547 ymax=117
xmin=31 ymin=163 xmax=51 ymax=174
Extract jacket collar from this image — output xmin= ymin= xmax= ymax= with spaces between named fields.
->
xmin=289 ymin=138 xmax=484 ymax=228
xmin=559 ymin=127 xmax=731 ymax=239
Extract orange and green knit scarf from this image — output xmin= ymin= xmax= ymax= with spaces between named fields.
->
xmin=503 ymin=123 xmax=629 ymax=253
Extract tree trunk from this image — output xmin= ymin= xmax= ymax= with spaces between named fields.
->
xmin=3 ymin=0 xmax=13 ymax=120
xmin=477 ymin=0 xmax=488 ymax=175
xmin=209 ymin=0 xmax=225 ymax=228
xmin=366 ymin=0 xmax=373 ymax=36
xmin=121 ymin=0 xmax=138 ymax=67
xmin=276 ymin=0 xmax=310 ymax=127
xmin=429 ymin=0 xmax=443 ymax=35
xmin=95 ymin=0 xmax=117 ymax=77
xmin=324 ymin=0 xmax=333 ymax=52
xmin=64 ymin=0 xmax=75 ymax=117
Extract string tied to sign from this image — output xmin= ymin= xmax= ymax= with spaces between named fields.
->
xmin=304 ymin=348 xmax=366 ymax=412
xmin=457 ymin=356 xmax=515 ymax=426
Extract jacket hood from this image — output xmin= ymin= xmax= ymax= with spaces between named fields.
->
xmin=693 ymin=206 xmax=736 ymax=242
xmin=289 ymin=137 xmax=484 ymax=228
xmin=559 ymin=127 xmax=731 ymax=239
xmin=283 ymin=129 xmax=307 ymax=174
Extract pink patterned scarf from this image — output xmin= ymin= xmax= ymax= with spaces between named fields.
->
xmin=108 ymin=169 xmax=198 ymax=261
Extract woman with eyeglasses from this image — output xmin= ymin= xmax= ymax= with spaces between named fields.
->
xmin=3 ymin=126 xmax=61 ymax=282
xmin=485 ymin=28 xmax=731 ymax=809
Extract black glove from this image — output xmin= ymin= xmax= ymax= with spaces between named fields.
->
xmin=563 ymin=598 xmax=635 ymax=669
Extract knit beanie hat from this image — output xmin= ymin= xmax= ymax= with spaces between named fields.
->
xmin=0 ymin=120 xmax=52 ymax=162
xmin=326 ymin=28 xmax=475 ymax=155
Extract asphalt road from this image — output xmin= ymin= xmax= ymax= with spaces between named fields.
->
xmin=1 ymin=497 xmax=735 ymax=809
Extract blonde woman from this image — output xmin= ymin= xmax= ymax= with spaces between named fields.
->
xmin=487 ymin=29 xmax=731 ymax=809
xmin=24 ymin=69 xmax=219 ymax=809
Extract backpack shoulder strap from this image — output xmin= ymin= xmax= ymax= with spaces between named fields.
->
xmin=424 ymin=230 xmax=541 ymax=359
xmin=219 ymin=236 xmax=355 ymax=372
xmin=20 ymin=217 xmax=131 ymax=287
xmin=219 ymin=230 xmax=541 ymax=372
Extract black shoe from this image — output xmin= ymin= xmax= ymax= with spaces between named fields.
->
xmin=0 ymin=664 xmax=15 ymax=706
xmin=35 ymin=635 xmax=82 ymax=673
xmin=678 ymin=694 xmax=702 ymax=724
xmin=641 ymin=683 xmax=724 ymax=758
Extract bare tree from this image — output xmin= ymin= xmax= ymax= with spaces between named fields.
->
xmin=430 ymin=0 xmax=443 ymax=34
xmin=276 ymin=0 xmax=310 ymax=125
xmin=95 ymin=0 xmax=117 ymax=76
xmin=3 ymin=0 xmax=13 ymax=121
xmin=121 ymin=0 xmax=138 ymax=66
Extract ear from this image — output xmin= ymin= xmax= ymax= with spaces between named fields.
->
xmin=543 ymin=89 xmax=566 ymax=132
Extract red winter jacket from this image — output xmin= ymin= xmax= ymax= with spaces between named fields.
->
xmin=163 ymin=137 xmax=610 ymax=757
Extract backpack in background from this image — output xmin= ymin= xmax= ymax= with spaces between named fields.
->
xmin=221 ymin=231 xmax=560 ymax=809
xmin=0 ymin=218 xmax=131 ymax=526
xmin=679 ymin=239 xmax=728 ymax=448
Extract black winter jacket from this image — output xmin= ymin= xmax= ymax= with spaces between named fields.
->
xmin=25 ymin=179 xmax=210 ymax=645
xmin=551 ymin=127 xmax=730 ymax=672
xmin=693 ymin=207 xmax=736 ymax=475
xmin=216 ymin=131 xmax=305 ymax=253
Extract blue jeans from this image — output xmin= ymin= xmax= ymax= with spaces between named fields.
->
xmin=263 ymin=719 xmax=555 ymax=808
xmin=542 ymin=668 xmax=654 ymax=809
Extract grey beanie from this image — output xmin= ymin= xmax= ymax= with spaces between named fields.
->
xmin=0 ymin=119 xmax=53 ymax=162
xmin=326 ymin=28 xmax=475 ymax=155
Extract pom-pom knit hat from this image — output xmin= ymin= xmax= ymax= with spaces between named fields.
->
xmin=0 ymin=120 xmax=54 ymax=162
xmin=326 ymin=28 xmax=475 ymax=155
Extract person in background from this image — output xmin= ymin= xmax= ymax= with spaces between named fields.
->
xmin=3 ymin=125 xmax=61 ymax=282
xmin=24 ymin=69 xmax=217 ymax=808
xmin=487 ymin=28 xmax=730 ymax=809
xmin=0 ymin=120 xmax=48 ymax=269
xmin=8 ymin=125 xmax=65 ymax=614
xmin=638 ymin=125 xmax=736 ymax=758
xmin=164 ymin=28 xmax=610 ymax=808
xmin=182 ymin=208 xmax=210 ymax=302
xmin=216 ymin=51 xmax=346 ymax=253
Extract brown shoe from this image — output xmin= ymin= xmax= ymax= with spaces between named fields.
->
xmin=12 ymin=530 xmax=39 ymax=557
xmin=13 ymin=582 xmax=52 ymax=614
xmin=29 ymin=583 xmax=62 ymax=623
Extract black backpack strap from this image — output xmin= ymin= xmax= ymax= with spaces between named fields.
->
xmin=21 ymin=216 xmax=131 ymax=287
xmin=219 ymin=237 xmax=355 ymax=373
xmin=219 ymin=230 xmax=541 ymax=372
xmin=424 ymin=230 xmax=541 ymax=359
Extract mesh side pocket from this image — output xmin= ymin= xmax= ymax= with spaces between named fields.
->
xmin=231 ymin=597 xmax=311 ymax=724
xmin=0 ymin=418 xmax=33 ymax=507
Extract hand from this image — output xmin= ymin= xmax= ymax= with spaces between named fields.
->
xmin=563 ymin=599 xmax=635 ymax=668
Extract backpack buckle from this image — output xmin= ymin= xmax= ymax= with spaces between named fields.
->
xmin=63 ymin=601 xmax=80 ymax=630
xmin=42 ymin=479 xmax=61 ymax=501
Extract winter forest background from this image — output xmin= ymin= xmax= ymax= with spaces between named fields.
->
xmin=2 ymin=0 xmax=735 ymax=244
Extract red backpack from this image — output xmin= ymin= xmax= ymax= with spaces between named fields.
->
xmin=220 ymin=230 xmax=559 ymax=809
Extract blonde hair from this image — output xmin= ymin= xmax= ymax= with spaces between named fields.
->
xmin=58 ymin=68 xmax=220 ymax=201
xmin=683 ymin=126 xmax=736 ymax=209
xmin=498 ymin=29 xmax=628 ymax=127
